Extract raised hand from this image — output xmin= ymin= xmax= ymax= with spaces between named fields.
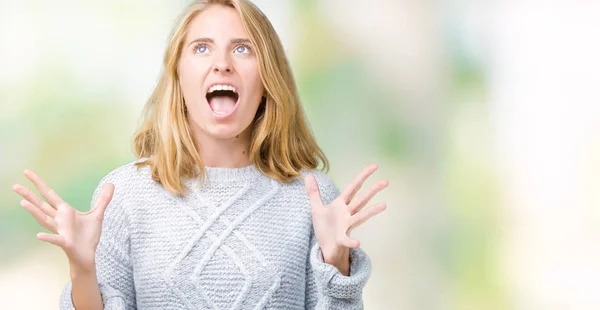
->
xmin=12 ymin=169 xmax=114 ymax=271
xmin=304 ymin=164 xmax=388 ymax=271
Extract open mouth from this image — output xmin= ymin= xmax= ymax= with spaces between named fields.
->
xmin=206 ymin=84 xmax=239 ymax=117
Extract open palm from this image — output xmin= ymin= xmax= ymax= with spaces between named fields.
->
xmin=305 ymin=164 xmax=388 ymax=259
xmin=12 ymin=169 xmax=114 ymax=270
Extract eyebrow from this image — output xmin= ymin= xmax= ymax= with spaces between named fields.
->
xmin=187 ymin=37 xmax=252 ymax=46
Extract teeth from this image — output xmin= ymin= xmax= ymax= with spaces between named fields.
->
xmin=208 ymin=84 xmax=237 ymax=94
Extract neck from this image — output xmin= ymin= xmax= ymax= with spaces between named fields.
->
xmin=192 ymin=126 xmax=252 ymax=168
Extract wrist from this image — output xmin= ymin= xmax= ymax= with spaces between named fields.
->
xmin=321 ymin=246 xmax=347 ymax=263
xmin=321 ymin=245 xmax=351 ymax=276
xmin=69 ymin=261 xmax=96 ymax=278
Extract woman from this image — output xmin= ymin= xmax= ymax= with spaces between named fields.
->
xmin=12 ymin=0 xmax=388 ymax=309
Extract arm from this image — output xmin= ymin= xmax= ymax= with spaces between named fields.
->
xmin=305 ymin=228 xmax=372 ymax=310
xmin=69 ymin=267 xmax=102 ymax=310
xmin=304 ymin=171 xmax=373 ymax=309
xmin=60 ymin=178 xmax=136 ymax=310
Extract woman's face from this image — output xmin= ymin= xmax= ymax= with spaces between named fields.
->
xmin=178 ymin=5 xmax=264 ymax=141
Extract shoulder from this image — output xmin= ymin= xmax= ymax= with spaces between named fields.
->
xmin=98 ymin=158 xmax=151 ymax=187
xmin=92 ymin=157 xmax=161 ymax=205
xmin=271 ymin=168 xmax=341 ymax=221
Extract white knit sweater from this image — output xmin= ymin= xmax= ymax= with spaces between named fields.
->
xmin=58 ymin=159 xmax=371 ymax=309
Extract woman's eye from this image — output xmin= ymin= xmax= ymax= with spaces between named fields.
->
xmin=195 ymin=44 xmax=209 ymax=54
xmin=234 ymin=45 xmax=250 ymax=54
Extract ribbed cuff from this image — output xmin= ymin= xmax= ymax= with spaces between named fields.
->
xmin=309 ymin=242 xmax=372 ymax=299
xmin=59 ymin=282 xmax=76 ymax=310
xmin=59 ymin=282 xmax=128 ymax=310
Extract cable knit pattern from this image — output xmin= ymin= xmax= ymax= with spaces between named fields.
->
xmin=59 ymin=158 xmax=371 ymax=309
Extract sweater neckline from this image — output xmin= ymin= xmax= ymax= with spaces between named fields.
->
xmin=196 ymin=164 xmax=262 ymax=183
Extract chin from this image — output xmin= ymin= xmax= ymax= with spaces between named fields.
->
xmin=204 ymin=123 xmax=247 ymax=140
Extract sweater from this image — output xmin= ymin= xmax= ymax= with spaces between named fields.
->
xmin=59 ymin=159 xmax=371 ymax=309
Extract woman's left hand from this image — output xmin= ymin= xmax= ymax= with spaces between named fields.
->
xmin=304 ymin=164 xmax=388 ymax=274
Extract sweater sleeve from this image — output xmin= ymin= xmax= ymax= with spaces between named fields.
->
xmin=304 ymin=171 xmax=372 ymax=310
xmin=59 ymin=173 xmax=136 ymax=310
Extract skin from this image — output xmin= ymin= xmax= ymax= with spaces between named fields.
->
xmin=305 ymin=164 xmax=388 ymax=275
xmin=178 ymin=5 xmax=264 ymax=168
xmin=11 ymin=5 xmax=387 ymax=309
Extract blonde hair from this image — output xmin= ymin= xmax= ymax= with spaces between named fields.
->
xmin=133 ymin=0 xmax=329 ymax=195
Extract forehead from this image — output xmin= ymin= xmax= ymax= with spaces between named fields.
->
xmin=186 ymin=5 xmax=248 ymax=43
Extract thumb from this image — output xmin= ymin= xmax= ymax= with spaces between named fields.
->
xmin=304 ymin=174 xmax=323 ymax=209
xmin=92 ymin=183 xmax=115 ymax=221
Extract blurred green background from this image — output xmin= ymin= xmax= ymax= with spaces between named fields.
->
xmin=1 ymin=1 xmax=599 ymax=309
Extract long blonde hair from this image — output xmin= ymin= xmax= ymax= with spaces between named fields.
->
xmin=133 ymin=0 xmax=329 ymax=195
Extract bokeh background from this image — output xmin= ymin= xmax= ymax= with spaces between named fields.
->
xmin=1 ymin=0 xmax=599 ymax=309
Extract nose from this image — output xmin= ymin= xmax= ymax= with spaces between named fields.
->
xmin=212 ymin=63 xmax=232 ymax=73
xmin=212 ymin=54 xmax=233 ymax=73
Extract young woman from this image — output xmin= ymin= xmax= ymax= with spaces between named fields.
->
xmin=12 ymin=0 xmax=388 ymax=309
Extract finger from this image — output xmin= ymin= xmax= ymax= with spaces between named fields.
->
xmin=36 ymin=232 xmax=65 ymax=248
xmin=20 ymin=199 xmax=57 ymax=232
xmin=92 ymin=183 xmax=115 ymax=221
xmin=339 ymin=235 xmax=360 ymax=248
xmin=348 ymin=179 xmax=389 ymax=214
xmin=12 ymin=184 xmax=57 ymax=217
xmin=23 ymin=169 xmax=65 ymax=207
xmin=339 ymin=164 xmax=378 ymax=205
xmin=304 ymin=175 xmax=323 ymax=209
xmin=349 ymin=202 xmax=387 ymax=231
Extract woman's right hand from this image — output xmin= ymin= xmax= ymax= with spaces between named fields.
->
xmin=12 ymin=169 xmax=114 ymax=272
